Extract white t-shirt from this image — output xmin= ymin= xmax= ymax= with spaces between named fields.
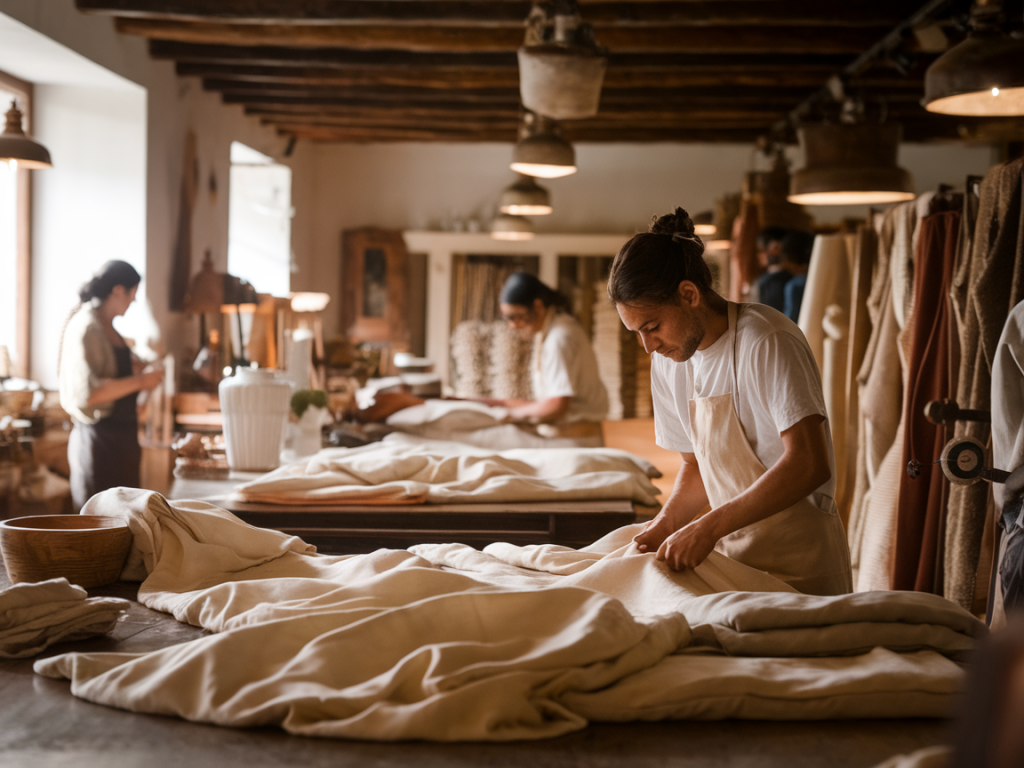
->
xmin=651 ymin=302 xmax=836 ymax=513
xmin=531 ymin=311 xmax=609 ymax=423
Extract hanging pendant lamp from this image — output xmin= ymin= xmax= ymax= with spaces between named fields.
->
xmin=923 ymin=4 xmax=1024 ymax=116
xmin=788 ymin=122 xmax=914 ymax=206
xmin=511 ymin=113 xmax=577 ymax=179
xmin=517 ymin=0 xmax=608 ymax=121
xmin=691 ymin=210 xmax=716 ymax=236
xmin=499 ymin=175 xmax=553 ymax=216
xmin=0 ymin=100 xmax=52 ymax=169
xmin=490 ymin=213 xmax=535 ymax=241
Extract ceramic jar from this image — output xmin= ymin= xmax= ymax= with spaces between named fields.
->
xmin=218 ymin=368 xmax=291 ymax=471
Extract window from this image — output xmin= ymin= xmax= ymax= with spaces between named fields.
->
xmin=0 ymin=70 xmax=31 ymax=379
xmin=227 ymin=141 xmax=293 ymax=295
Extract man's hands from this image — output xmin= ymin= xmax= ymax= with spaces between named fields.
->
xmin=654 ymin=514 xmax=720 ymax=571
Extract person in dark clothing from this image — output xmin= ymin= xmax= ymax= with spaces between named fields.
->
xmin=752 ymin=227 xmax=791 ymax=312
xmin=780 ymin=230 xmax=816 ymax=323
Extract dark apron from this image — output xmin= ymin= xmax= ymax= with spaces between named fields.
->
xmin=68 ymin=344 xmax=140 ymax=510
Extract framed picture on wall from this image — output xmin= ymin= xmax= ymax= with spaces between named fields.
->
xmin=340 ymin=228 xmax=411 ymax=356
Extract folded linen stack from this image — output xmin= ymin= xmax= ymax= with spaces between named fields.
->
xmin=0 ymin=577 xmax=130 ymax=659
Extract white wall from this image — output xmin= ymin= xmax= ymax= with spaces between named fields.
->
xmin=0 ymin=0 xmax=288 ymax=385
xmin=291 ymin=140 xmax=999 ymax=336
xmin=30 ymin=83 xmax=146 ymax=388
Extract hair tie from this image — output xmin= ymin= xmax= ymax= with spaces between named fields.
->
xmin=671 ymin=232 xmax=706 ymax=253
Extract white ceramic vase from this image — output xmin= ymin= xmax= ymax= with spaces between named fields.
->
xmin=219 ymin=368 xmax=291 ymax=471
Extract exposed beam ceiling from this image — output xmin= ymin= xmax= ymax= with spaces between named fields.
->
xmin=74 ymin=0 xmax=1008 ymax=145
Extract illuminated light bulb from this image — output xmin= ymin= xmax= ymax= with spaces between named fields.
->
xmin=993 ymin=87 xmax=1001 ymax=96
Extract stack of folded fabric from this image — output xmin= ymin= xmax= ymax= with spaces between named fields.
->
xmin=0 ymin=578 xmax=131 ymax=659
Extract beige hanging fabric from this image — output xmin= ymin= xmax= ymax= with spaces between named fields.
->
xmin=850 ymin=200 xmax=919 ymax=592
xmin=798 ymin=234 xmax=852 ymax=376
xmin=840 ymin=223 xmax=879 ymax=529
xmin=946 ymin=159 xmax=1024 ymax=611
xmin=688 ymin=304 xmax=853 ymax=596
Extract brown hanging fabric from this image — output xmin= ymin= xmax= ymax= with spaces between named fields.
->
xmin=892 ymin=209 xmax=960 ymax=593
xmin=946 ymin=159 xmax=1024 ymax=610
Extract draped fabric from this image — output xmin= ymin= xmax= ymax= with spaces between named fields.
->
xmin=728 ymin=198 xmax=761 ymax=303
xmin=840 ymin=224 xmax=879 ymax=528
xmin=893 ymin=211 xmax=960 ymax=593
xmin=850 ymin=202 xmax=919 ymax=591
xmin=946 ymin=159 xmax=1024 ymax=611
xmin=798 ymin=234 xmax=852 ymax=376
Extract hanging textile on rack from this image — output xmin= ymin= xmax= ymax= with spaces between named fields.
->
xmin=946 ymin=159 xmax=1024 ymax=611
xmin=727 ymin=198 xmax=761 ymax=303
xmin=798 ymin=234 xmax=851 ymax=376
xmin=850 ymin=200 xmax=918 ymax=592
xmin=892 ymin=210 xmax=961 ymax=593
xmin=839 ymin=223 xmax=878 ymax=528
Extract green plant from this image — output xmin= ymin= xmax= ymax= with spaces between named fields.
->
xmin=290 ymin=389 xmax=328 ymax=418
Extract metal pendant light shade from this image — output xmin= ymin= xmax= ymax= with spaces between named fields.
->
xmin=923 ymin=30 xmax=1024 ymax=115
xmin=691 ymin=210 xmax=716 ymax=236
xmin=511 ymin=130 xmax=577 ymax=178
xmin=518 ymin=45 xmax=607 ymax=121
xmin=0 ymin=101 xmax=52 ymax=169
xmin=490 ymin=213 xmax=535 ymax=241
xmin=788 ymin=123 xmax=915 ymax=206
xmin=499 ymin=175 xmax=552 ymax=216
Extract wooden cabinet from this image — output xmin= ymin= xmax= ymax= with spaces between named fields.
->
xmin=340 ymin=228 xmax=411 ymax=352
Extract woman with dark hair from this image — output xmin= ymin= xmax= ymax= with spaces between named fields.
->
xmin=609 ymin=208 xmax=851 ymax=595
xmin=487 ymin=271 xmax=608 ymax=437
xmin=59 ymin=260 xmax=164 ymax=510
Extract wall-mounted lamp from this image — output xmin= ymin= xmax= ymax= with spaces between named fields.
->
xmin=788 ymin=122 xmax=915 ymax=206
xmin=490 ymin=213 xmax=535 ymax=241
xmin=923 ymin=4 xmax=1024 ymax=116
xmin=511 ymin=113 xmax=577 ymax=179
xmin=0 ymin=100 xmax=52 ymax=170
xmin=499 ymin=175 xmax=553 ymax=216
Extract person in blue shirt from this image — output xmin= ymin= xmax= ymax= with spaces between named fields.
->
xmin=781 ymin=230 xmax=815 ymax=323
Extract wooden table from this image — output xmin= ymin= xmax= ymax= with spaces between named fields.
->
xmin=169 ymin=475 xmax=644 ymax=555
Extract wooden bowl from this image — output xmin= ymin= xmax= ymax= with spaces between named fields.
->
xmin=0 ymin=515 xmax=132 ymax=588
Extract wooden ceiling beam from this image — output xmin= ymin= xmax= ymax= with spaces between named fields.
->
xmin=120 ymin=18 xmax=895 ymax=54
xmin=152 ymin=41 xmax=859 ymax=70
xmin=78 ymin=0 xmax=916 ymax=27
xmin=177 ymin=62 xmax=929 ymax=91
xmin=177 ymin=62 xmax=869 ymax=89
xmin=208 ymin=80 xmax=928 ymax=105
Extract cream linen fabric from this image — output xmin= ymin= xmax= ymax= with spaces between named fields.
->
xmin=31 ymin=489 xmax=981 ymax=741
xmin=0 ymin=578 xmax=130 ymax=658
xmin=233 ymin=434 xmax=662 ymax=506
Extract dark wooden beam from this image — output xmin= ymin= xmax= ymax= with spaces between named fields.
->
xmin=176 ymin=61 xmax=929 ymax=91
xmin=120 ymin=18 xmax=895 ymax=53
xmin=176 ymin=61 xmax=857 ymax=89
xmin=208 ymin=80 xmax=930 ymax=106
xmin=275 ymin=124 xmax=772 ymax=143
xmin=77 ymin=0 xmax=917 ymax=27
xmin=151 ymin=41 xmax=858 ymax=70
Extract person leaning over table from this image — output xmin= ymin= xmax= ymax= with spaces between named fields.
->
xmin=609 ymin=207 xmax=852 ymax=596
xmin=58 ymin=260 xmax=164 ymax=510
xmin=472 ymin=271 xmax=609 ymax=444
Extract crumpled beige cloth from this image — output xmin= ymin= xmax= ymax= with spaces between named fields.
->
xmin=0 ymin=578 xmax=130 ymax=658
xmin=233 ymin=435 xmax=661 ymax=506
xmin=31 ymin=489 xmax=981 ymax=741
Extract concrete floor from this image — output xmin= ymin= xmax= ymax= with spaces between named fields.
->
xmin=0 ymin=568 xmax=953 ymax=768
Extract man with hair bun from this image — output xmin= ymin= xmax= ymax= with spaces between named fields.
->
xmin=608 ymin=207 xmax=852 ymax=595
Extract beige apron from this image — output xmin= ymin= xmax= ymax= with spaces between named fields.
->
xmin=688 ymin=303 xmax=853 ymax=596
